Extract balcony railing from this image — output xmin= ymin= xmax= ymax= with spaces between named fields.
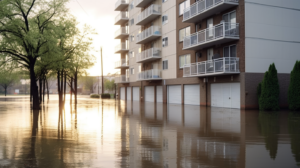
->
xmin=183 ymin=0 xmax=239 ymax=23
xmin=183 ymin=57 xmax=239 ymax=77
xmin=115 ymin=59 xmax=129 ymax=69
xmin=136 ymin=26 xmax=161 ymax=44
xmin=137 ymin=69 xmax=162 ymax=80
xmin=115 ymin=75 xmax=129 ymax=83
xmin=183 ymin=22 xmax=239 ymax=50
xmin=136 ymin=0 xmax=154 ymax=8
xmin=115 ymin=12 xmax=129 ymax=25
xmin=136 ymin=4 xmax=161 ymax=25
xmin=136 ymin=48 xmax=161 ymax=63
xmin=115 ymin=42 xmax=129 ymax=53
xmin=115 ymin=27 xmax=129 ymax=39
xmin=115 ymin=0 xmax=129 ymax=11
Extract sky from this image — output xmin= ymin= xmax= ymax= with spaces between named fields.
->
xmin=66 ymin=0 xmax=120 ymax=76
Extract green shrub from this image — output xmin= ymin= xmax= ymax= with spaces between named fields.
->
xmin=90 ymin=94 xmax=100 ymax=98
xmin=288 ymin=61 xmax=300 ymax=111
xmin=101 ymin=93 xmax=111 ymax=99
xmin=257 ymin=82 xmax=262 ymax=99
xmin=259 ymin=63 xmax=280 ymax=111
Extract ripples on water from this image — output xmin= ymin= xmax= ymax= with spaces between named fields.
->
xmin=0 ymin=95 xmax=299 ymax=168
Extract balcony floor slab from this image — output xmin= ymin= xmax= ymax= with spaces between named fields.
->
xmin=115 ymin=19 xmax=129 ymax=25
xmin=115 ymin=66 xmax=130 ymax=69
xmin=115 ymin=34 xmax=129 ymax=39
xmin=136 ymin=0 xmax=154 ymax=8
xmin=137 ymin=78 xmax=162 ymax=81
xmin=136 ymin=56 xmax=161 ymax=63
xmin=183 ymin=37 xmax=239 ymax=50
xmin=115 ymin=4 xmax=129 ymax=11
xmin=183 ymin=2 xmax=238 ymax=23
xmin=184 ymin=71 xmax=240 ymax=78
xmin=115 ymin=49 xmax=129 ymax=54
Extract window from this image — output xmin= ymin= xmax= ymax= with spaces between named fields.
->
xmin=224 ymin=45 xmax=236 ymax=57
xmin=162 ymin=0 xmax=168 ymax=3
xmin=163 ymin=60 xmax=168 ymax=70
xmin=162 ymin=37 xmax=168 ymax=47
xmin=179 ymin=27 xmax=190 ymax=42
xmin=179 ymin=0 xmax=190 ymax=16
xmin=223 ymin=11 xmax=236 ymax=29
xmin=162 ymin=15 xmax=168 ymax=25
xmin=139 ymin=65 xmax=141 ymax=72
xmin=130 ymin=51 xmax=134 ymax=58
xmin=129 ymin=1 xmax=134 ymax=10
xmin=130 ymin=68 xmax=134 ymax=75
xmin=179 ymin=54 xmax=190 ymax=68
xmin=130 ymin=18 xmax=134 ymax=26
xmin=130 ymin=34 xmax=134 ymax=42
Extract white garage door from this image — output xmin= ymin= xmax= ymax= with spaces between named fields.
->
xmin=127 ymin=87 xmax=131 ymax=101
xmin=184 ymin=85 xmax=200 ymax=105
xmin=156 ymin=86 xmax=163 ymax=103
xmin=211 ymin=83 xmax=240 ymax=109
xmin=145 ymin=86 xmax=155 ymax=102
xmin=168 ymin=85 xmax=181 ymax=104
xmin=120 ymin=87 xmax=125 ymax=100
xmin=132 ymin=87 xmax=140 ymax=101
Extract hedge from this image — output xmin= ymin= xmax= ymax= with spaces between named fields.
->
xmin=90 ymin=94 xmax=100 ymax=98
xmin=101 ymin=93 xmax=111 ymax=99
xmin=288 ymin=61 xmax=300 ymax=111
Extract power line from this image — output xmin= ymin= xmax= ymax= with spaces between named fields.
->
xmin=76 ymin=0 xmax=89 ymax=17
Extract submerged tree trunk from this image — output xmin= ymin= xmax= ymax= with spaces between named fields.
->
xmin=63 ymin=71 xmax=67 ymax=105
xmin=43 ymin=75 xmax=46 ymax=103
xmin=70 ymin=78 xmax=73 ymax=105
xmin=39 ymin=79 xmax=42 ymax=104
xmin=30 ymin=66 xmax=40 ymax=110
xmin=57 ymin=71 xmax=62 ymax=111
xmin=74 ymin=71 xmax=78 ymax=105
xmin=46 ymin=77 xmax=49 ymax=100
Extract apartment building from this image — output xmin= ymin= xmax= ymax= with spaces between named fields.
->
xmin=114 ymin=0 xmax=300 ymax=109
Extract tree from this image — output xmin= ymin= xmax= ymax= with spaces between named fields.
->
xmin=0 ymin=69 xmax=20 ymax=96
xmin=259 ymin=63 xmax=280 ymax=111
xmin=288 ymin=61 xmax=300 ymax=111
xmin=0 ymin=0 xmax=69 ymax=109
xmin=104 ymin=79 xmax=115 ymax=92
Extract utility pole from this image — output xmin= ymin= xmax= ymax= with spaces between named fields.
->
xmin=101 ymin=47 xmax=104 ymax=95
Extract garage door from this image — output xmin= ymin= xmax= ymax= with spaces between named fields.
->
xmin=145 ymin=86 xmax=155 ymax=102
xmin=127 ymin=87 xmax=131 ymax=101
xmin=132 ymin=87 xmax=140 ymax=101
xmin=156 ymin=86 xmax=163 ymax=103
xmin=168 ymin=85 xmax=181 ymax=104
xmin=184 ymin=85 xmax=200 ymax=105
xmin=211 ymin=83 xmax=240 ymax=109
xmin=120 ymin=87 xmax=125 ymax=100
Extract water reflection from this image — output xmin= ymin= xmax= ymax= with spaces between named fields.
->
xmin=0 ymin=96 xmax=299 ymax=167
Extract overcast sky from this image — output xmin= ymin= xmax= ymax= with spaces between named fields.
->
xmin=66 ymin=0 xmax=120 ymax=76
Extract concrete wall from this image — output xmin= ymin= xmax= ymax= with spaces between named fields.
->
xmin=245 ymin=0 xmax=300 ymax=73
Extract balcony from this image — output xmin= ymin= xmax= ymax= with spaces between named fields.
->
xmin=183 ymin=0 xmax=239 ymax=23
xmin=136 ymin=48 xmax=161 ymax=63
xmin=136 ymin=26 xmax=161 ymax=44
xmin=115 ymin=59 xmax=129 ymax=69
xmin=183 ymin=57 xmax=239 ymax=77
xmin=115 ymin=0 xmax=129 ymax=11
xmin=115 ymin=27 xmax=129 ymax=39
xmin=115 ymin=12 xmax=129 ymax=25
xmin=136 ymin=0 xmax=154 ymax=8
xmin=115 ymin=75 xmax=130 ymax=83
xmin=136 ymin=4 xmax=161 ymax=25
xmin=115 ymin=43 xmax=129 ymax=54
xmin=183 ymin=22 xmax=239 ymax=50
xmin=137 ymin=69 xmax=162 ymax=81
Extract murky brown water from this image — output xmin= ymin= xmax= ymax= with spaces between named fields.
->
xmin=0 ymin=95 xmax=299 ymax=168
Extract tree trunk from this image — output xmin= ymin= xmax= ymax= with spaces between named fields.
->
xmin=60 ymin=70 xmax=64 ymax=108
xmin=70 ymin=78 xmax=73 ymax=105
xmin=43 ymin=75 xmax=46 ymax=103
xmin=74 ymin=71 xmax=78 ymax=105
xmin=46 ymin=77 xmax=49 ymax=100
xmin=30 ymin=66 xmax=40 ymax=110
xmin=63 ymin=71 xmax=67 ymax=105
xmin=39 ymin=79 xmax=42 ymax=104
xmin=4 ymin=85 xmax=7 ymax=96
xmin=57 ymin=71 xmax=62 ymax=111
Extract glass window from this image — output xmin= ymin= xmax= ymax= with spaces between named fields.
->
xmin=130 ymin=18 xmax=134 ymax=25
xmin=162 ymin=37 xmax=168 ymax=47
xmin=163 ymin=60 xmax=168 ymax=70
xmin=130 ymin=51 xmax=134 ymax=58
xmin=179 ymin=27 xmax=190 ymax=42
xmin=179 ymin=54 xmax=191 ymax=68
xmin=162 ymin=0 xmax=168 ymax=3
xmin=129 ymin=1 xmax=134 ymax=10
xmin=130 ymin=68 xmax=134 ymax=75
xmin=179 ymin=0 xmax=190 ymax=15
xmin=162 ymin=15 xmax=168 ymax=25
xmin=130 ymin=34 xmax=134 ymax=42
xmin=224 ymin=45 xmax=236 ymax=57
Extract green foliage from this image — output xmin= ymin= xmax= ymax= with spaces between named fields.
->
xmin=104 ymin=79 xmax=115 ymax=91
xmin=90 ymin=94 xmax=100 ymax=98
xmin=80 ymin=76 xmax=96 ymax=92
xmin=257 ymin=82 xmax=262 ymax=99
xmin=101 ymin=93 xmax=111 ymax=99
xmin=259 ymin=63 xmax=280 ymax=111
xmin=0 ymin=66 xmax=21 ymax=95
xmin=288 ymin=61 xmax=300 ymax=111
xmin=258 ymin=111 xmax=279 ymax=160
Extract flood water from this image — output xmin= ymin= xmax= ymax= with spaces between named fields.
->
xmin=0 ymin=95 xmax=299 ymax=168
